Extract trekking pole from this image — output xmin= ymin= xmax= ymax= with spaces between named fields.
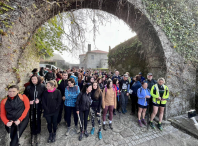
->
xmin=77 ymin=114 xmax=83 ymax=132
xmin=30 ymin=104 xmax=34 ymax=145
xmin=17 ymin=125 xmax=21 ymax=146
xmin=8 ymin=126 xmax=11 ymax=145
xmin=147 ymin=103 xmax=150 ymax=130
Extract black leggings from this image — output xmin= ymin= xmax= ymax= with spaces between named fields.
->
xmin=5 ymin=115 xmax=29 ymax=146
xmin=30 ymin=105 xmax=42 ymax=135
xmin=45 ymin=113 xmax=59 ymax=133
xmin=79 ymin=110 xmax=89 ymax=131
xmin=131 ymin=95 xmax=138 ymax=113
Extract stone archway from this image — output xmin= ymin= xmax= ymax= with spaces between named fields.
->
xmin=0 ymin=0 xmax=196 ymax=119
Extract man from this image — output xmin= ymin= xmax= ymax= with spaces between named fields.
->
xmin=119 ymin=74 xmax=130 ymax=114
xmin=57 ymin=72 xmax=68 ymax=125
xmin=45 ymin=69 xmax=55 ymax=81
xmin=139 ymin=72 xmax=145 ymax=82
xmin=112 ymin=70 xmax=121 ymax=81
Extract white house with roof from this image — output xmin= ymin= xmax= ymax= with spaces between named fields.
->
xmin=79 ymin=44 xmax=109 ymax=69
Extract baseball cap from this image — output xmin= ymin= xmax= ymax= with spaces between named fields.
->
xmin=147 ymin=73 xmax=153 ymax=76
xmin=139 ymin=72 xmax=142 ymax=75
xmin=124 ymin=74 xmax=128 ymax=78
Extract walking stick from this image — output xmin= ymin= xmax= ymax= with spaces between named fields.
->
xmin=77 ymin=114 xmax=83 ymax=132
xmin=8 ymin=126 xmax=11 ymax=145
xmin=30 ymin=104 xmax=34 ymax=145
xmin=17 ymin=125 xmax=21 ymax=145
xmin=147 ymin=102 xmax=150 ymax=130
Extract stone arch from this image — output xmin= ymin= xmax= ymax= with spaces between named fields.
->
xmin=0 ymin=0 xmax=196 ymax=119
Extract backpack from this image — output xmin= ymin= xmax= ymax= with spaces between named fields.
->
xmin=104 ymin=85 xmax=115 ymax=97
xmin=45 ymin=72 xmax=55 ymax=81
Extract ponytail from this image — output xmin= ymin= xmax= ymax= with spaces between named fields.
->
xmin=47 ymin=80 xmax=58 ymax=88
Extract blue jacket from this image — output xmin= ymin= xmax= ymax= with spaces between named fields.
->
xmin=65 ymin=85 xmax=80 ymax=107
xmin=131 ymin=81 xmax=142 ymax=96
xmin=141 ymin=76 xmax=145 ymax=82
xmin=137 ymin=87 xmax=151 ymax=106
xmin=70 ymin=75 xmax=78 ymax=85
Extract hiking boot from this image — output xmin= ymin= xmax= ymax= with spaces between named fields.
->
xmin=109 ymin=123 xmax=113 ymax=130
xmin=103 ymin=124 xmax=107 ymax=131
xmin=150 ymin=122 xmax=155 ymax=129
xmin=141 ymin=119 xmax=147 ymax=126
xmin=158 ymin=123 xmax=163 ymax=131
xmin=48 ymin=133 xmax=53 ymax=143
xmin=98 ymin=131 xmax=102 ymax=140
xmin=34 ymin=134 xmax=40 ymax=144
xmin=65 ymin=127 xmax=71 ymax=136
xmin=52 ymin=133 xmax=56 ymax=142
xmin=79 ymin=131 xmax=84 ymax=141
xmin=91 ymin=127 xmax=95 ymax=135
xmin=29 ymin=135 xmax=35 ymax=144
xmin=122 ymin=110 xmax=125 ymax=114
xmin=138 ymin=120 xmax=142 ymax=127
xmin=84 ymin=130 xmax=89 ymax=137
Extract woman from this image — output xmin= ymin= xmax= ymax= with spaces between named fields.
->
xmin=150 ymin=78 xmax=169 ymax=131
xmin=32 ymin=68 xmax=39 ymax=76
xmin=42 ymin=80 xmax=61 ymax=143
xmin=76 ymin=83 xmax=92 ymax=141
xmin=102 ymin=75 xmax=107 ymax=87
xmin=137 ymin=81 xmax=151 ymax=127
xmin=113 ymin=78 xmax=121 ymax=114
xmin=39 ymin=67 xmax=45 ymax=76
xmin=97 ymin=77 xmax=104 ymax=91
xmin=24 ymin=75 xmax=46 ymax=144
xmin=90 ymin=82 xmax=102 ymax=140
xmin=78 ymin=73 xmax=84 ymax=91
xmin=131 ymin=76 xmax=142 ymax=115
xmin=65 ymin=78 xmax=80 ymax=136
xmin=1 ymin=85 xmax=30 ymax=146
xmin=56 ymin=73 xmax=62 ymax=82
xmin=102 ymin=80 xmax=116 ymax=130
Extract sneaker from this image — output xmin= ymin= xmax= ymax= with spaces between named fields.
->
xmin=122 ymin=110 xmax=125 ymax=114
xmin=52 ymin=133 xmax=56 ymax=142
xmin=109 ymin=123 xmax=113 ymax=130
xmin=79 ymin=131 xmax=84 ymax=141
xmin=138 ymin=120 xmax=142 ymax=127
xmin=48 ymin=133 xmax=53 ymax=143
xmin=141 ymin=119 xmax=147 ymax=126
xmin=90 ymin=127 xmax=95 ymax=135
xmin=98 ymin=131 xmax=102 ymax=140
xmin=65 ymin=127 xmax=71 ymax=136
xmin=150 ymin=122 xmax=155 ymax=129
xmin=103 ymin=124 xmax=107 ymax=131
xmin=158 ymin=123 xmax=163 ymax=131
xmin=84 ymin=130 xmax=89 ymax=137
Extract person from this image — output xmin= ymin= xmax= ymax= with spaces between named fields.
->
xmin=56 ymin=73 xmax=62 ymax=82
xmin=102 ymin=80 xmax=116 ymax=130
xmin=131 ymin=76 xmax=142 ymax=115
xmin=88 ymin=76 xmax=95 ymax=84
xmin=112 ymin=70 xmax=121 ymax=81
xmin=101 ymin=75 xmax=107 ymax=87
xmin=119 ymin=74 xmax=130 ymax=114
xmin=139 ymin=72 xmax=145 ymax=82
xmin=32 ymin=68 xmax=39 ymax=76
xmin=145 ymin=73 xmax=157 ymax=114
xmin=149 ymin=78 xmax=169 ymax=131
xmin=42 ymin=80 xmax=62 ymax=143
xmin=57 ymin=72 xmax=68 ymax=125
xmin=24 ymin=75 xmax=46 ymax=144
xmin=76 ymin=83 xmax=92 ymax=141
xmin=1 ymin=85 xmax=30 ymax=146
xmin=45 ymin=69 xmax=55 ymax=81
xmin=113 ymin=78 xmax=121 ymax=114
xmin=64 ymin=78 xmax=80 ymax=136
xmin=125 ymin=72 xmax=131 ymax=84
xmin=78 ymin=73 xmax=84 ymax=91
xmin=39 ymin=67 xmax=45 ymax=76
xmin=137 ymin=81 xmax=151 ymax=127
xmin=70 ymin=72 xmax=78 ymax=85
xmin=130 ymin=76 xmax=136 ymax=115
xmin=90 ymin=82 xmax=102 ymax=140
xmin=97 ymin=77 xmax=104 ymax=91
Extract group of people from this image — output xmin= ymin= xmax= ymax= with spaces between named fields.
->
xmin=0 ymin=68 xmax=169 ymax=146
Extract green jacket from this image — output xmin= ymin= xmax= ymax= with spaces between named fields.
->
xmin=150 ymin=84 xmax=169 ymax=104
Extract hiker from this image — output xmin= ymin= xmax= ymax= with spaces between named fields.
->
xmin=1 ymin=85 xmax=30 ymax=146
xmin=119 ymin=74 xmax=130 ymax=114
xmin=24 ymin=75 xmax=46 ymax=144
xmin=32 ymin=68 xmax=39 ymax=76
xmin=137 ymin=81 xmax=151 ymax=127
xmin=56 ymin=73 xmax=62 ymax=82
xmin=76 ymin=83 xmax=92 ymax=141
xmin=112 ymin=70 xmax=121 ymax=81
xmin=131 ymin=76 xmax=142 ymax=115
xmin=102 ymin=80 xmax=116 ymax=131
xmin=65 ymin=78 xmax=80 ymax=136
xmin=39 ymin=67 xmax=45 ymax=76
xmin=90 ymin=81 xmax=102 ymax=140
xmin=57 ymin=72 xmax=68 ymax=125
xmin=113 ymin=78 xmax=121 ymax=114
xmin=45 ymin=69 xmax=56 ymax=81
xmin=149 ymin=78 xmax=169 ymax=131
xmin=139 ymin=72 xmax=145 ymax=82
xmin=42 ymin=80 xmax=62 ymax=143
xmin=70 ymin=72 xmax=78 ymax=85
xmin=97 ymin=77 xmax=104 ymax=91
xmin=78 ymin=73 xmax=84 ymax=91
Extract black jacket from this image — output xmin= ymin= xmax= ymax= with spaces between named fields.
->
xmin=90 ymin=90 xmax=102 ymax=112
xmin=42 ymin=89 xmax=62 ymax=116
xmin=57 ymin=79 xmax=68 ymax=96
xmin=45 ymin=72 xmax=55 ymax=81
xmin=76 ymin=92 xmax=92 ymax=111
xmin=146 ymin=79 xmax=157 ymax=90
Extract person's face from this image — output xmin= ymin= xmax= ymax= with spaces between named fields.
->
xmin=90 ymin=77 xmax=94 ymax=83
xmin=68 ymin=81 xmax=74 ymax=87
xmin=62 ymin=74 xmax=68 ymax=80
xmin=133 ymin=77 xmax=136 ymax=81
xmin=147 ymin=75 xmax=153 ymax=80
xmin=109 ymin=81 xmax=113 ymax=88
xmin=142 ymin=83 xmax=148 ymax=89
xmin=87 ymin=85 xmax=92 ymax=93
xmin=31 ymin=76 xmax=38 ymax=85
xmin=93 ymin=83 xmax=97 ymax=90
xmin=115 ymin=71 xmax=119 ymax=76
xmin=46 ymin=83 xmax=54 ymax=90
xmin=124 ymin=77 xmax=128 ymax=81
xmin=78 ymin=74 xmax=81 ymax=79
xmin=158 ymin=80 xmax=164 ymax=86
xmin=99 ymin=79 xmax=102 ymax=83
xmin=8 ymin=88 xmax=19 ymax=97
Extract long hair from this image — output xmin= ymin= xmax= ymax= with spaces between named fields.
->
xmin=92 ymin=81 xmax=101 ymax=99
xmin=81 ymin=83 xmax=92 ymax=93
xmin=29 ymin=75 xmax=41 ymax=85
xmin=78 ymin=73 xmax=83 ymax=83
xmin=47 ymin=80 xmax=58 ymax=88
xmin=107 ymin=79 xmax=112 ymax=89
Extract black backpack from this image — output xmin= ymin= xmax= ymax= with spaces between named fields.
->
xmin=45 ymin=72 xmax=55 ymax=81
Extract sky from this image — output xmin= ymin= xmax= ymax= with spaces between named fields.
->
xmin=55 ymin=9 xmax=136 ymax=64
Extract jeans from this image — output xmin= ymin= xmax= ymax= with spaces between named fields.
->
xmin=131 ymin=94 xmax=138 ymax=113
xmin=64 ymin=106 xmax=78 ymax=127
xmin=121 ymin=92 xmax=128 ymax=112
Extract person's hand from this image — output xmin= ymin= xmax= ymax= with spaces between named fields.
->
xmin=62 ymin=96 xmax=65 ymax=100
xmin=6 ymin=121 xmax=13 ymax=127
xmin=146 ymin=96 xmax=150 ymax=98
xmin=158 ymin=97 xmax=162 ymax=100
xmin=35 ymin=99 xmax=39 ymax=104
xmin=126 ymin=93 xmax=129 ymax=96
xmin=76 ymin=111 xmax=79 ymax=114
xmin=161 ymin=98 xmax=166 ymax=101
xmin=30 ymin=100 xmax=34 ymax=105
xmin=14 ymin=119 xmax=20 ymax=126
